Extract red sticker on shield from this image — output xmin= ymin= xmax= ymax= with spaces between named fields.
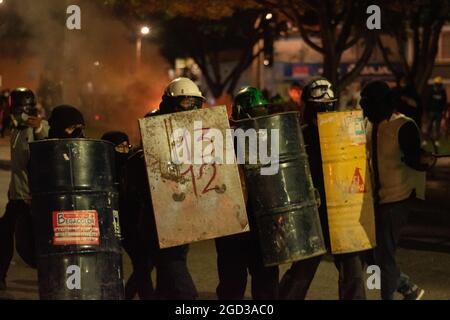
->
xmin=52 ymin=210 xmax=100 ymax=245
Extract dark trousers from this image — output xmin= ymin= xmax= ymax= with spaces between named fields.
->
xmin=124 ymin=242 xmax=197 ymax=300
xmin=215 ymin=232 xmax=279 ymax=300
xmin=154 ymin=245 xmax=198 ymax=300
xmin=0 ymin=200 xmax=36 ymax=281
xmin=374 ymin=198 xmax=416 ymax=300
xmin=279 ymin=252 xmax=366 ymax=300
xmin=427 ymin=111 xmax=443 ymax=139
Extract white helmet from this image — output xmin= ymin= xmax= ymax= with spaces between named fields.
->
xmin=164 ymin=77 xmax=205 ymax=100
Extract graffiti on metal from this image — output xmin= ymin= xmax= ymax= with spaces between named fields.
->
xmin=139 ymin=106 xmax=249 ymax=248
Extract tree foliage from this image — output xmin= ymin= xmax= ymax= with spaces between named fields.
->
xmin=255 ymin=0 xmax=378 ymax=91
xmin=104 ymin=0 xmax=271 ymax=98
xmin=377 ymin=0 xmax=450 ymax=95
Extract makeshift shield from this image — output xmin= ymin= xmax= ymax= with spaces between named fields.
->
xmin=139 ymin=106 xmax=249 ymax=248
xmin=317 ymin=110 xmax=376 ymax=254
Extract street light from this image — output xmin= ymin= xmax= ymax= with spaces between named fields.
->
xmin=141 ymin=26 xmax=150 ymax=35
xmin=136 ymin=25 xmax=151 ymax=69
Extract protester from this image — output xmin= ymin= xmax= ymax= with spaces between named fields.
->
xmin=361 ymin=80 xmax=437 ymax=300
xmin=0 ymin=88 xmax=49 ymax=290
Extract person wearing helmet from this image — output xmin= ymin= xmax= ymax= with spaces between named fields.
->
xmin=121 ymin=77 xmax=202 ymax=300
xmin=231 ymin=86 xmax=269 ymax=120
xmin=0 ymin=88 xmax=49 ymax=290
xmin=159 ymin=77 xmax=205 ymax=115
xmin=361 ymin=81 xmax=436 ymax=300
xmin=279 ymin=77 xmax=367 ymax=300
xmin=215 ymin=86 xmax=279 ymax=300
xmin=426 ymin=76 xmax=447 ymax=148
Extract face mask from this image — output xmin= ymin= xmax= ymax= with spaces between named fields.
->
xmin=11 ymin=107 xmax=38 ymax=128
xmin=115 ymin=152 xmax=129 ymax=167
xmin=66 ymin=127 xmax=84 ymax=138
xmin=50 ymin=127 xmax=85 ymax=139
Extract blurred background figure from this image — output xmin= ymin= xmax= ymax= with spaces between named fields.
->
xmin=425 ymin=76 xmax=447 ymax=148
xmin=285 ymin=81 xmax=303 ymax=113
xmin=339 ymin=82 xmax=361 ymax=111
xmin=36 ymin=71 xmax=63 ymax=119
xmin=392 ymin=75 xmax=422 ymax=126
xmin=0 ymin=90 xmax=11 ymax=138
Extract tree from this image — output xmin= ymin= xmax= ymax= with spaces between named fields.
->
xmin=104 ymin=0 xmax=276 ymax=99
xmin=377 ymin=0 xmax=450 ymax=96
xmin=255 ymin=0 xmax=377 ymax=92
xmin=157 ymin=11 xmax=272 ymax=98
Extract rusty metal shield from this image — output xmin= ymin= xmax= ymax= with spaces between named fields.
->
xmin=139 ymin=106 xmax=249 ymax=248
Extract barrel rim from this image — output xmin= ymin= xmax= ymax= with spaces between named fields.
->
xmin=231 ymin=111 xmax=301 ymax=124
xmin=29 ymin=138 xmax=115 ymax=147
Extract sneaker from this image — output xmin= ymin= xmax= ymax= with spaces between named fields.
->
xmin=403 ymin=286 xmax=425 ymax=300
xmin=421 ymin=141 xmax=428 ymax=147
xmin=434 ymin=140 xmax=441 ymax=147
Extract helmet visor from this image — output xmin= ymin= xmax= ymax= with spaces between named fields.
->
xmin=173 ymin=96 xmax=204 ymax=111
xmin=309 ymin=85 xmax=337 ymax=102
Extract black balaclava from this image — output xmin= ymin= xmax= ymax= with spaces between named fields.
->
xmin=360 ymin=81 xmax=393 ymax=124
xmin=48 ymin=105 xmax=85 ymax=139
xmin=101 ymin=131 xmax=130 ymax=179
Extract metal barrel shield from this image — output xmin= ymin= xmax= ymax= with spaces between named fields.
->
xmin=138 ymin=106 xmax=249 ymax=249
xmin=317 ymin=111 xmax=376 ymax=254
xmin=29 ymin=139 xmax=124 ymax=300
xmin=236 ymin=111 xmax=326 ymax=266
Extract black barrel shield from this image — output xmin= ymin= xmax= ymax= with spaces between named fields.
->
xmin=29 ymin=139 xmax=124 ymax=300
xmin=235 ymin=112 xmax=326 ymax=266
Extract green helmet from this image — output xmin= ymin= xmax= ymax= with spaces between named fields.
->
xmin=232 ymin=86 xmax=269 ymax=120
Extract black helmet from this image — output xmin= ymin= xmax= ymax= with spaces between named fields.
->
xmin=9 ymin=88 xmax=37 ymax=115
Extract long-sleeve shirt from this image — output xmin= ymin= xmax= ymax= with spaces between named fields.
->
xmin=9 ymin=121 xmax=49 ymax=200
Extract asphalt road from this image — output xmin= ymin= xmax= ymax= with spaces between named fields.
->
xmin=0 ymin=168 xmax=449 ymax=300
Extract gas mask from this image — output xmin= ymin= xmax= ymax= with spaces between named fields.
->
xmin=11 ymin=105 xmax=38 ymax=128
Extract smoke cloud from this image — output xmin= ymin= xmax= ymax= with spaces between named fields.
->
xmin=3 ymin=0 xmax=170 ymax=143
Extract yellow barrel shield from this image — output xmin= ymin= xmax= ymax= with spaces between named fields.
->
xmin=317 ymin=110 xmax=376 ymax=254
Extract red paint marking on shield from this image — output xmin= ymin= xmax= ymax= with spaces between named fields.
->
xmin=349 ymin=168 xmax=365 ymax=193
